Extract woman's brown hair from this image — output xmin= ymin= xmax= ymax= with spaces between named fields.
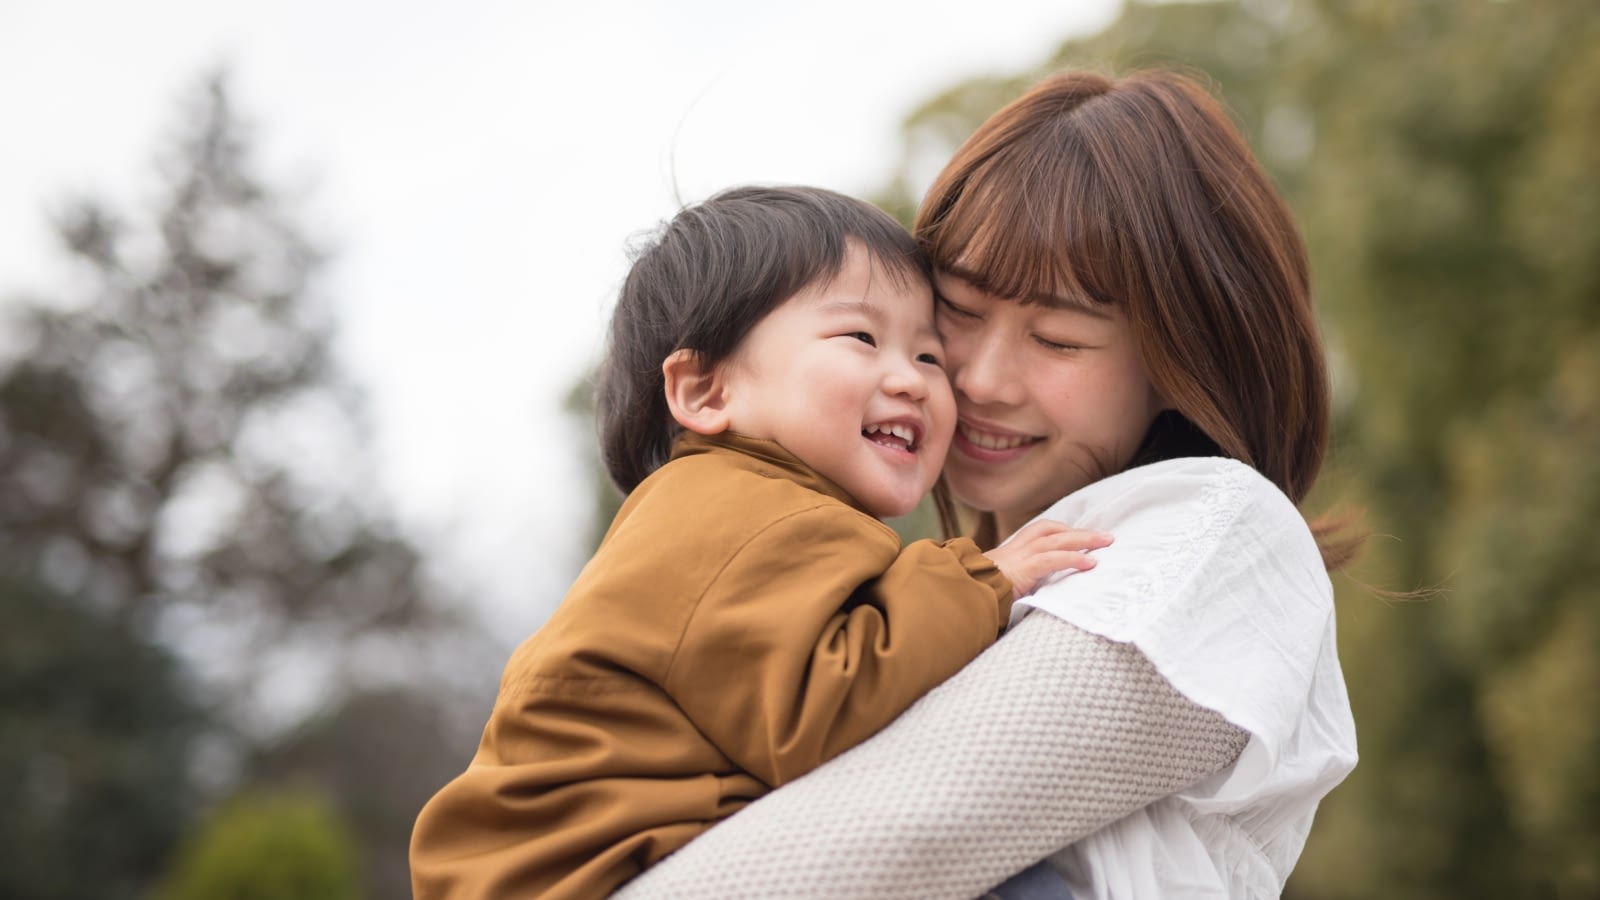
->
xmin=915 ymin=69 xmax=1361 ymax=570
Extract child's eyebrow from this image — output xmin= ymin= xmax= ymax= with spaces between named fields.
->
xmin=820 ymin=298 xmax=941 ymax=340
xmin=817 ymin=298 xmax=886 ymax=320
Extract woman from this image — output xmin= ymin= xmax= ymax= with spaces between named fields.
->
xmin=614 ymin=68 xmax=1360 ymax=899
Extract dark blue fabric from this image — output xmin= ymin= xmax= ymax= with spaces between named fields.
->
xmin=983 ymin=861 xmax=1075 ymax=900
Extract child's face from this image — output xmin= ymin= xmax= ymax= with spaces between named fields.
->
xmin=718 ymin=244 xmax=955 ymax=519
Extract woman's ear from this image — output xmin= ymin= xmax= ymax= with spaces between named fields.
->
xmin=663 ymin=348 xmax=733 ymax=435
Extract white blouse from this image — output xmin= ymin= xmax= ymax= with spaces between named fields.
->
xmin=1014 ymin=456 xmax=1358 ymax=898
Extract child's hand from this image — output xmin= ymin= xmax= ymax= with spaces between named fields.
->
xmin=984 ymin=520 xmax=1113 ymax=598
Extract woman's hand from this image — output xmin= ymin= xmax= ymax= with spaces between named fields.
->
xmin=983 ymin=520 xmax=1112 ymax=598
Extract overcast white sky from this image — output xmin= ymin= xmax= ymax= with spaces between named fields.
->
xmin=1 ymin=0 xmax=1118 ymax=641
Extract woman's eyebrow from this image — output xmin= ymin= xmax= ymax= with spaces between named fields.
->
xmin=1034 ymin=291 xmax=1113 ymax=320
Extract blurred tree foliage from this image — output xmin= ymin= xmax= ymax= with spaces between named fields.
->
xmin=871 ymin=0 xmax=1599 ymax=896
xmin=156 ymin=790 xmax=362 ymax=900
xmin=0 ymin=73 xmax=445 ymax=718
xmin=0 ymin=576 xmax=201 ymax=900
xmin=255 ymin=689 xmax=468 ymax=900
xmin=0 ymin=73 xmax=481 ymax=899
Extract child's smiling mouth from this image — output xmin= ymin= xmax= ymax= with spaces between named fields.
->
xmin=863 ymin=421 xmax=921 ymax=453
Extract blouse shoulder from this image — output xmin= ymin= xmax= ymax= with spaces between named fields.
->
xmin=1019 ymin=456 xmax=1342 ymax=752
xmin=1024 ymin=456 xmax=1317 ymax=590
xmin=1038 ymin=455 xmax=1294 ymax=526
xmin=1017 ymin=451 xmax=1331 ymax=646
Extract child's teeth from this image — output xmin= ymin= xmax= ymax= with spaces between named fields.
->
xmin=866 ymin=423 xmax=916 ymax=449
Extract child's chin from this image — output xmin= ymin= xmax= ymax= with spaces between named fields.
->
xmin=870 ymin=497 xmax=922 ymax=520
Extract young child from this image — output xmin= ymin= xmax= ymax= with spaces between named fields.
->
xmin=409 ymin=186 xmax=1108 ymax=900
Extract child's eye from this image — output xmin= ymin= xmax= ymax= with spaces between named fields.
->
xmin=848 ymin=332 xmax=876 ymax=346
xmin=916 ymin=352 xmax=944 ymax=368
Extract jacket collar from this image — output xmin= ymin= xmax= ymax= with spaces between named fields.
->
xmin=669 ymin=431 xmax=865 ymax=513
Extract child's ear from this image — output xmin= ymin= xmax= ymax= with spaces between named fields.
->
xmin=663 ymin=348 xmax=733 ymax=435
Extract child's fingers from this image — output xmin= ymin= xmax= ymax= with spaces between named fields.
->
xmin=1004 ymin=549 xmax=1100 ymax=597
xmin=1009 ymin=522 xmax=1112 ymax=552
xmin=990 ymin=523 xmax=1113 ymax=596
xmin=1011 ymin=520 xmax=1110 ymax=542
xmin=1025 ymin=550 xmax=1099 ymax=575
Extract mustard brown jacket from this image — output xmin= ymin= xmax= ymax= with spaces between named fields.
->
xmin=409 ymin=431 xmax=1013 ymax=899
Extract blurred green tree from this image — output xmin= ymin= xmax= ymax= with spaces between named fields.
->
xmin=1284 ymin=2 xmax=1600 ymax=895
xmin=867 ymin=0 xmax=1599 ymax=896
xmin=0 ymin=575 xmax=201 ymax=900
xmin=156 ymin=790 xmax=362 ymax=900
xmin=0 ymin=71 xmax=449 ymax=715
xmin=0 ymin=72 xmax=487 ymax=899
xmin=255 ymin=689 xmax=470 ymax=900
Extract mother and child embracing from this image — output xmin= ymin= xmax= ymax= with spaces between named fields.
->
xmin=410 ymin=67 xmax=1363 ymax=900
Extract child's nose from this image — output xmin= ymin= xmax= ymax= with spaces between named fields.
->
xmin=883 ymin=356 xmax=930 ymax=401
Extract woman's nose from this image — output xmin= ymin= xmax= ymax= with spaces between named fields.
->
xmin=950 ymin=328 xmax=1021 ymax=405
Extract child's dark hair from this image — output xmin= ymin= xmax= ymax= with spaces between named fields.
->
xmin=596 ymin=185 xmax=930 ymax=494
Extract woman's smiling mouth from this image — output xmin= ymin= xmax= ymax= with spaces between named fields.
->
xmin=956 ymin=422 xmax=1039 ymax=452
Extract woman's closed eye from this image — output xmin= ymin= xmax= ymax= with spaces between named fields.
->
xmin=936 ymin=295 xmax=981 ymax=320
xmin=1033 ymin=334 xmax=1085 ymax=352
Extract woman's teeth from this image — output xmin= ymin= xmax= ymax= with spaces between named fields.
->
xmin=960 ymin=425 xmax=1032 ymax=450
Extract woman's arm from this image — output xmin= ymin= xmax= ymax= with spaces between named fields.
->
xmin=615 ymin=612 xmax=1247 ymax=900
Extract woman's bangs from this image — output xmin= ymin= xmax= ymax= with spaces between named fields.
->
xmin=926 ymin=149 xmax=1118 ymax=307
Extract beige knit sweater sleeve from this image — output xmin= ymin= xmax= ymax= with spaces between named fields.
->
xmin=613 ymin=612 xmax=1249 ymax=900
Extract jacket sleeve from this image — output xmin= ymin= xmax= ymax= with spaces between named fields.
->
xmin=661 ymin=503 xmax=1012 ymax=788
xmin=617 ymin=614 xmax=1249 ymax=900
